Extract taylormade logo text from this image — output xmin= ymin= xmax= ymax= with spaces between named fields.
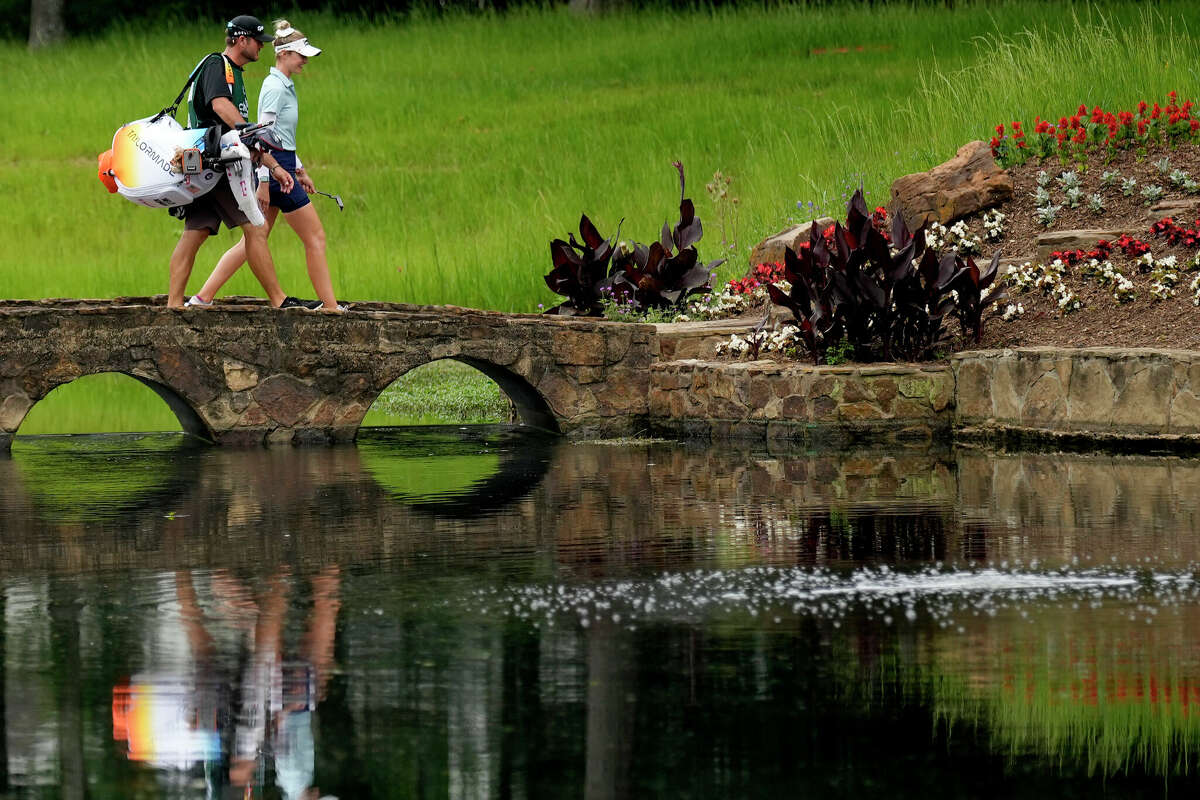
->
xmin=124 ymin=127 xmax=172 ymax=175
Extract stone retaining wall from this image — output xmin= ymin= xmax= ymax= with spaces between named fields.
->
xmin=647 ymin=346 xmax=1200 ymax=450
xmin=649 ymin=359 xmax=953 ymax=444
xmin=952 ymin=347 xmax=1200 ymax=445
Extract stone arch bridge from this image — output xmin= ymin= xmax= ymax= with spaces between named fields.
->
xmin=0 ymin=299 xmax=660 ymax=451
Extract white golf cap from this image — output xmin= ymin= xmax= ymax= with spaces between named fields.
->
xmin=275 ymin=36 xmax=321 ymax=57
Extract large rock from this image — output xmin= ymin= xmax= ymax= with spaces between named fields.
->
xmin=748 ymin=217 xmax=835 ymax=266
xmin=889 ymin=141 xmax=1013 ymax=230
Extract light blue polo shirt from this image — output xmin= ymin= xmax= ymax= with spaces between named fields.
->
xmin=257 ymin=66 xmax=300 ymax=151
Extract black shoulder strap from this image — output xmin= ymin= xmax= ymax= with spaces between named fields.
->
xmin=151 ymin=52 xmax=221 ymax=124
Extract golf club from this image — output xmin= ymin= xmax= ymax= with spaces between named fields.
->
xmin=312 ymin=190 xmax=344 ymax=211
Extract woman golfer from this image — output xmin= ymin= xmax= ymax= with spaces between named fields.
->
xmin=189 ymin=19 xmax=342 ymax=312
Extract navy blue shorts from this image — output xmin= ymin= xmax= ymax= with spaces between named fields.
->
xmin=269 ymin=150 xmax=311 ymax=213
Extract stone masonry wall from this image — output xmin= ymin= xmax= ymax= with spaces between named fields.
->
xmin=649 ymin=359 xmax=954 ymax=444
xmin=953 ymin=347 xmax=1200 ymax=443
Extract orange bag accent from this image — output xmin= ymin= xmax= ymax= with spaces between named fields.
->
xmin=97 ymin=149 xmax=117 ymax=193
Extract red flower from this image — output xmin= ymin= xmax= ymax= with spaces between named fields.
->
xmin=1115 ymin=234 xmax=1150 ymax=257
xmin=1138 ymin=101 xmax=1149 ymax=116
xmin=995 ymin=123 xmax=1004 ymax=136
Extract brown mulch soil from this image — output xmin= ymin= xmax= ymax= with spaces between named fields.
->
xmin=963 ymin=144 xmax=1200 ymax=351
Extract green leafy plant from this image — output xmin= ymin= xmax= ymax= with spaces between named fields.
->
xmin=1057 ymin=171 xmax=1080 ymax=190
xmin=1037 ymin=203 xmax=1061 ymax=227
xmin=1141 ymin=184 xmax=1166 ymax=205
xmin=824 ymin=339 xmax=854 ymax=365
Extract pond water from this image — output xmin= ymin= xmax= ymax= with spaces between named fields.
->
xmin=2 ymin=429 xmax=1200 ymax=798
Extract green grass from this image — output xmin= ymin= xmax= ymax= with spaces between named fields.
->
xmin=6 ymin=3 xmax=1200 ymax=430
xmin=361 ymin=359 xmax=509 ymax=426
xmin=17 ymin=373 xmax=185 ymax=434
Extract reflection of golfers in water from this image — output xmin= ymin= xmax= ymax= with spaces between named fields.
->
xmin=115 ymin=567 xmax=341 ymax=798
xmin=190 ymin=19 xmax=343 ymax=313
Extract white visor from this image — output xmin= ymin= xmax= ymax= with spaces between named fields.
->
xmin=275 ymin=37 xmax=321 ymax=57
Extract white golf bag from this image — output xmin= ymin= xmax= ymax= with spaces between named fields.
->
xmin=98 ymin=115 xmax=271 ymax=227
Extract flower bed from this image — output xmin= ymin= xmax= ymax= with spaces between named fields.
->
xmin=990 ymin=94 xmax=1200 ymax=169
xmin=975 ymin=98 xmax=1200 ymax=351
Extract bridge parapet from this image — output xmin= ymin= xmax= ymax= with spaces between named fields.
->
xmin=0 ymin=298 xmax=656 ymax=449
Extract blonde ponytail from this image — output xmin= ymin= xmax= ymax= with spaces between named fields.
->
xmin=272 ymin=19 xmax=305 ymax=47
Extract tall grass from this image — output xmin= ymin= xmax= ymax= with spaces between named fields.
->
xmin=4 ymin=3 xmax=1198 ymax=430
xmin=909 ymin=7 xmax=1199 ymax=150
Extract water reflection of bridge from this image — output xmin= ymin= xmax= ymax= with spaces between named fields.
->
xmin=4 ymin=436 xmax=1200 ymax=574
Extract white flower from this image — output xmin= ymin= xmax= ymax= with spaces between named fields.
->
xmin=1001 ymin=302 xmax=1026 ymax=321
xmin=983 ymin=209 xmax=1006 ymax=241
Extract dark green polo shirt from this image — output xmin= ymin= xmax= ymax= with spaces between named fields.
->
xmin=186 ymin=53 xmax=248 ymax=131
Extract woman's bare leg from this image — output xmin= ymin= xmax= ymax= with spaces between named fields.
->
xmin=282 ymin=203 xmax=338 ymax=309
xmin=194 ymin=208 xmax=281 ymax=303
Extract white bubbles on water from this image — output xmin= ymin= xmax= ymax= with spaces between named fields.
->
xmin=454 ymin=563 xmax=1200 ymax=633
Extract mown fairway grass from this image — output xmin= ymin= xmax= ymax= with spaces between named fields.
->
xmin=5 ymin=2 xmax=1198 ymax=431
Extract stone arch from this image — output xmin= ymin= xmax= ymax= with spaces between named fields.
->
xmin=11 ymin=370 xmax=213 ymax=443
xmin=456 ymin=356 xmax=560 ymax=433
xmin=362 ymin=356 xmax=561 ymax=435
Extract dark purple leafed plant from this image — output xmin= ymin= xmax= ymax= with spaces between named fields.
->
xmin=609 ymin=162 xmax=725 ymax=311
xmin=768 ymin=189 xmax=1004 ymax=363
xmin=948 ymin=250 xmax=1007 ymax=343
xmin=543 ymin=215 xmax=618 ymax=316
